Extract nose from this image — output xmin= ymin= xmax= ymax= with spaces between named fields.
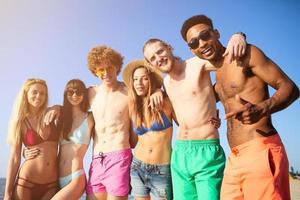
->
xmin=198 ymin=38 xmax=207 ymax=48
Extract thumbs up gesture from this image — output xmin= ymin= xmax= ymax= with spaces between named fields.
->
xmin=225 ymin=95 xmax=267 ymax=124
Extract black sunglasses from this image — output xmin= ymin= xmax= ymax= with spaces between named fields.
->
xmin=187 ymin=29 xmax=212 ymax=49
xmin=66 ymin=89 xmax=83 ymax=96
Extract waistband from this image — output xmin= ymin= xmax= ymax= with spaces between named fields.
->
xmin=175 ymin=138 xmax=220 ymax=147
xmin=132 ymin=156 xmax=170 ymax=168
xmin=93 ymin=148 xmax=131 ymax=159
xmin=231 ymin=133 xmax=283 ymax=156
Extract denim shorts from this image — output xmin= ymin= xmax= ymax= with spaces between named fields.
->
xmin=130 ymin=156 xmax=172 ymax=200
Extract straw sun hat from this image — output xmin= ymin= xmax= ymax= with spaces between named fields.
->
xmin=122 ymin=59 xmax=163 ymax=88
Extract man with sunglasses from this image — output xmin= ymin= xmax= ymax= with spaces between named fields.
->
xmin=181 ymin=15 xmax=299 ymax=200
xmin=143 ymin=33 xmax=246 ymax=199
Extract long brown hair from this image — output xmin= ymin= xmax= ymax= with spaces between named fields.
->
xmin=128 ymin=66 xmax=163 ymax=128
xmin=58 ymin=79 xmax=89 ymax=140
xmin=8 ymin=78 xmax=48 ymax=144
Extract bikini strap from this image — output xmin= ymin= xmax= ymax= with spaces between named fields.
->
xmin=24 ymin=117 xmax=33 ymax=129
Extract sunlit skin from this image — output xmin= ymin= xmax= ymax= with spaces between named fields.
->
xmin=5 ymin=81 xmax=59 ymax=200
xmin=66 ymin=89 xmax=84 ymax=106
xmin=132 ymin=67 xmax=173 ymax=166
xmin=144 ymin=42 xmax=174 ymax=73
xmin=95 ymin=65 xmax=118 ymax=86
xmin=186 ymin=23 xmax=299 ymax=147
xmin=133 ymin=68 xmax=150 ymax=97
xmin=27 ymin=83 xmax=47 ymax=110
xmin=144 ymin=41 xmax=219 ymax=140
xmin=186 ymin=24 xmax=223 ymax=62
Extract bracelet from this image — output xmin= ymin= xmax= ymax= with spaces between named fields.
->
xmin=235 ymin=32 xmax=246 ymax=40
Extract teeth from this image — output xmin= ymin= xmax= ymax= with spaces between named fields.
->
xmin=202 ymin=47 xmax=211 ymax=54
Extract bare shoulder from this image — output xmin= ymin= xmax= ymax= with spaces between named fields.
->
xmin=87 ymin=85 xmax=97 ymax=96
xmin=244 ymin=44 xmax=268 ymax=67
xmin=87 ymin=111 xmax=95 ymax=126
xmin=185 ymin=56 xmax=207 ymax=67
xmin=118 ymin=81 xmax=128 ymax=95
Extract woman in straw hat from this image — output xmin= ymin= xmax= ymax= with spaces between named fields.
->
xmin=4 ymin=78 xmax=59 ymax=200
xmin=123 ymin=59 xmax=175 ymax=200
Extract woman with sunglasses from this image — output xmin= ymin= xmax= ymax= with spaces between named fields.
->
xmin=4 ymin=78 xmax=59 ymax=200
xmin=24 ymin=79 xmax=94 ymax=199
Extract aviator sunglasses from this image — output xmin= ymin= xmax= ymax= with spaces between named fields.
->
xmin=188 ymin=29 xmax=213 ymax=49
xmin=66 ymin=89 xmax=83 ymax=96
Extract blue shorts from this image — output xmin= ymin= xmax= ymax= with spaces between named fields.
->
xmin=130 ymin=156 xmax=172 ymax=200
xmin=58 ymin=169 xmax=85 ymax=188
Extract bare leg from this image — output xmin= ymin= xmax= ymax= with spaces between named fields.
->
xmin=87 ymin=191 xmax=107 ymax=200
xmin=50 ymin=174 xmax=85 ymax=200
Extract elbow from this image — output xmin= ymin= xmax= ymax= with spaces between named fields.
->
xmin=291 ymin=83 xmax=300 ymax=102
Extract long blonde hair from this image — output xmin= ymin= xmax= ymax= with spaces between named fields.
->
xmin=128 ymin=66 xmax=163 ymax=128
xmin=7 ymin=78 xmax=48 ymax=144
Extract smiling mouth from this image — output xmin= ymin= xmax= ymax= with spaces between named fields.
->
xmin=201 ymin=47 xmax=212 ymax=55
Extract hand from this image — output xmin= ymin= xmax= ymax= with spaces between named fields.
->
xmin=207 ymin=109 xmax=221 ymax=129
xmin=149 ymin=89 xmax=163 ymax=111
xmin=44 ymin=105 xmax=60 ymax=125
xmin=225 ymin=95 xmax=266 ymax=124
xmin=23 ymin=147 xmax=40 ymax=160
xmin=223 ymin=33 xmax=247 ymax=63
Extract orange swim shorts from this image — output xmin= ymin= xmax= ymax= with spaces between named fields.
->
xmin=221 ymin=134 xmax=290 ymax=200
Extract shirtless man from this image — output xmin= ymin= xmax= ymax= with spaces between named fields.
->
xmin=85 ymin=46 xmax=132 ymax=200
xmin=143 ymin=33 xmax=246 ymax=200
xmin=181 ymin=15 xmax=299 ymax=200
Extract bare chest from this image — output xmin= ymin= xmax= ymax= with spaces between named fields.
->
xmin=91 ymin=91 xmax=129 ymax=121
xmin=215 ymin=64 xmax=253 ymax=101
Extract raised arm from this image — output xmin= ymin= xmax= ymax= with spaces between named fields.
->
xmin=249 ymin=45 xmax=299 ymax=114
xmin=226 ymin=45 xmax=299 ymax=123
xmin=223 ymin=32 xmax=247 ymax=63
xmin=4 ymin=143 xmax=22 ymax=200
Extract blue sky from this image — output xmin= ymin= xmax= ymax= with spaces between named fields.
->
xmin=0 ymin=0 xmax=299 ymax=177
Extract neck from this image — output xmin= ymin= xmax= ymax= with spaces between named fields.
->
xmin=170 ymin=57 xmax=184 ymax=77
xmin=101 ymin=80 xmax=119 ymax=91
xmin=72 ymin=106 xmax=85 ymax=118
xmin=210 ymin=45 xmax=226 ymax=68
xmin=28 ymin=106 xmax=41 ymax=118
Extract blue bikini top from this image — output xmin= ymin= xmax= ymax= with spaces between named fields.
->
xmin=133 ymin=112 xmax=172 ymax=136
xmin=60 ymin=116 xmax=90 ymax=145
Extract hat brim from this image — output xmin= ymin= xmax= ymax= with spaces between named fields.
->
xmin=122 ymin=59 xmax=163 ymax=88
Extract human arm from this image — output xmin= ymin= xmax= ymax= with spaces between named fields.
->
xmin=4 ymin=143 xmax=22 ymax=200
xmin=149 ymin=88 xmax=164 ymax=111
xmin=129 ymin=122 xmax=138 ymax=148
xmin=225 ymin=45 xmax=299 ymax=123
xmin=223 ymin=32 xmax=247 ymax=63
xmin=44 ymin=105 xmax=62 ymax=125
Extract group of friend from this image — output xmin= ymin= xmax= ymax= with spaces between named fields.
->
xmin=4 ymin=15 xmax=299 ymax=200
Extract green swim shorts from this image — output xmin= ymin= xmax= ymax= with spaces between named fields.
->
xmin=171 ymin=139 xmax=225 ymax=200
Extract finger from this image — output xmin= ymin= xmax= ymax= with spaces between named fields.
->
xmin=225 ymin=110 xmax=242 ymax=120
xmin=238 ymin=44 xmax=243 ymax=57
xmin=148 ymin=100 xmax=154 ymax=110
xmin=241 ymin=45 xmax=246 ymax=56
xmin=222 ymin=48 xmax=229 ymax=57
xmin=227 ymin=46 xmax=233 ymax=63
xmin=235 ymin=94 xmax=251 ymax=105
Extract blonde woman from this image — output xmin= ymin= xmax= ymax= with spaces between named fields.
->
xmin=4 ymin=78 xmax=59 ymax=200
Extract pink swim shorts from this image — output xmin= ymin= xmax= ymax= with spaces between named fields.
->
xmin=86 ymin=148 xmax=132 ymax=196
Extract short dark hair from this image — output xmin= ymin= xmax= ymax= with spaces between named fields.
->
xmin=181 ymin=15 xmax=213 ymax=41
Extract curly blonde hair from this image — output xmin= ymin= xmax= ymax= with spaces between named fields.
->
xmin=87 ymin=45 xmax=124 ymax=76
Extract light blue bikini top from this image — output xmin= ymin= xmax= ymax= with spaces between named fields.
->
xmin=60 ymin=117 xmax=90 ymax=145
